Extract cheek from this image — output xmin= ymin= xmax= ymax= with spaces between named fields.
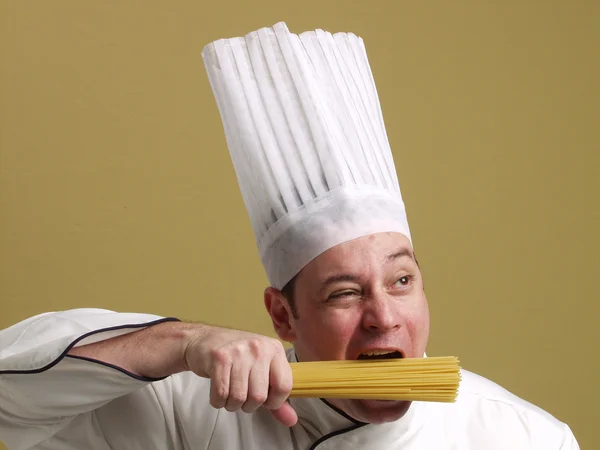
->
xmin=404 ymin=296 xmax=430 ymax=354
xmin=295 ymin=309 xmax=361 ymax=359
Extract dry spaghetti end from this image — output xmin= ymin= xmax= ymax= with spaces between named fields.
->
xmin=290 ymin=356 xmax=461 ymax=403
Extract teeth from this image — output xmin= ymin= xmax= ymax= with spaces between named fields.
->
xmin=361 ymin=350 xmax=396 ymax=356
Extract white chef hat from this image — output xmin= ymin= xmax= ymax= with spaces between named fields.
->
xmin=202 ymin=22 xmax=412 ymax=290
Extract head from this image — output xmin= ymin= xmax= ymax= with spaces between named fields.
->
xmin=264 ymin=231 xmax=430 ymax=424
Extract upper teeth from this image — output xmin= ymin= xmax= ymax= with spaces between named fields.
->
xmin=362 ymin=350 xmax=396 ymax=356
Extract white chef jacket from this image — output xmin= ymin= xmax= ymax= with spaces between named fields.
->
xmin=0 ymin=309 xmax=579 ymax=450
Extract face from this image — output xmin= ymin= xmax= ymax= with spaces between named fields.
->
xmin=265 ymin=232 xmax=430 ymax=424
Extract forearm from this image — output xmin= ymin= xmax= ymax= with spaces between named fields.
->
xmin=68 ymin=320 xmax=203 ymax=379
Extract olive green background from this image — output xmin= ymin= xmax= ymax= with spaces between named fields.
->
xmin=1 ymin=1 xmax=597 ymax=448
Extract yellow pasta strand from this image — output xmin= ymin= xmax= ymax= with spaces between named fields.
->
xmin=290 ymin=356 xmax=461 ymax=403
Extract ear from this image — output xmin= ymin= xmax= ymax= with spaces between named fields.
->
xmin=264 ymin=287 xmax=297 ymax=342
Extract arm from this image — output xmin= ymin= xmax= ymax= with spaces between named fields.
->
xmin=67 ymin=320 xmax=194 ymax=379
xmin=0 ymin=309 xmax=295 ymax=448
xmin=69 ymin=320 xmax=297 ymax=423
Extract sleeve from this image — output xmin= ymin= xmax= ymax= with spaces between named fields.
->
xmin=559 ymin=424 xmax=580 ymax=450
xmin=0 ymin=308 xmax=180 ymax=449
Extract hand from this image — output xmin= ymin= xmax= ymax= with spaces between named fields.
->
xmin=183 ymin=325 xmax=297 ymax=427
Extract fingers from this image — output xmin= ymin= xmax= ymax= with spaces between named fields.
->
xmin=241 ymin=362 xmax=269 ymax=413
xmin=209 ymin=352 xmax=231 ymax=409
xmin=263 ymin=351 xmax=293 ymax=411
xmin=224 ymin=354 xmax=251 ymax=412
xmin=204 ymin=334 xmax=294 ymax=422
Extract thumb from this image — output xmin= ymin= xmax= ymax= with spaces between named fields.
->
xmin=268 ymin=402 xmax=298 ymax=427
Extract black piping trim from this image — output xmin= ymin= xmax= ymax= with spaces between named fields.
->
xmin=294 ymin=351 xmax=367 ymax=426
xmin=309 ymin=422 xmax=367 ymax=450
xmin=319 ymin=399 xmax=366 ymax=425
xmin=66 ymin=354 xmax=168 ymax=382
xmin=0 ymin=317 xmax=181 ymax=378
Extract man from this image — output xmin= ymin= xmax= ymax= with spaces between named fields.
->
xmin=0 ymin=22 xmax=578 ymax=449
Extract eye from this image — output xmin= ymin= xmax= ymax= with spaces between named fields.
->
xmin=329 ymin=290 xmax=357 ymax=299
xmin=394 ymin=275 xmax=412 ymax=287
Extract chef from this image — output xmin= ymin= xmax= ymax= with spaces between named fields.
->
xmin=0 ymin=22 xmax=579 ymax=449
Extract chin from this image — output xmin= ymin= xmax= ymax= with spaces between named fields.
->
xmin=334 ymin=399 xmax=412 ymax=424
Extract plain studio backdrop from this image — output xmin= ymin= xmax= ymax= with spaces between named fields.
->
xmin=0 ymin=1 xmax=597 ymax=449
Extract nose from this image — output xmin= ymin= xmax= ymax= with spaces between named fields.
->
xmin=362 ymin=293 xmax=401 ymax=333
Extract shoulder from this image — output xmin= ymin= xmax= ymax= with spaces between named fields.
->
xmin=438 ymin=369 xmax=577 ymax=449
xmin=457 ymin=369 xmax=562 ymax=422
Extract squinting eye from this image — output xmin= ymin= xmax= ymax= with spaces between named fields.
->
xmin=330 ymin=291 xmax=355 ymax=299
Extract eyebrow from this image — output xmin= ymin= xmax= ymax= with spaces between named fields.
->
xmin=386 ymin=248 xmax=415 ymax=262
xmin=321 ymin=274 xmax=361 ymax=287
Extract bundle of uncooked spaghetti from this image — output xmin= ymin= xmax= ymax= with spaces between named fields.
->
xmin=290 ymin=356 xmax=461 ymax=403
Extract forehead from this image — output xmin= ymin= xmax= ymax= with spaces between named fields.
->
xmin=301 ymin=232 xmax=414 ymax=280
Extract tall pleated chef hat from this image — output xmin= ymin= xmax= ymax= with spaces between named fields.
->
xmin=202 ymin=22 xmax=412 ymax=290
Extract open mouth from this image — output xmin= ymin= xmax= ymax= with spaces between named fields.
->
xmin=357 ymin=350 xmax=404 ymax=360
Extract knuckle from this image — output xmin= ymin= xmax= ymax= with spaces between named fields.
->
xmin=210 ymin=348 xmax=230 ymax=365
xmin=247 ymin=338 xmax=262 ymax=356
xmin=272 ymin=340 xmax=287 ymax=358
xmin=272 ymin=377 xmax=293 ymax=395
xmin=232 ymin=343 xmax=244 ymax=357
xmin=211 ymin=382 xmax=228 ymax=403
xmin=229 ymin=391 xmax=247 ymax=405
xmin=215 ymin=385 xmax=228 ymax=400
xmin=248 ymin=391 xmax=268 ymax=405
